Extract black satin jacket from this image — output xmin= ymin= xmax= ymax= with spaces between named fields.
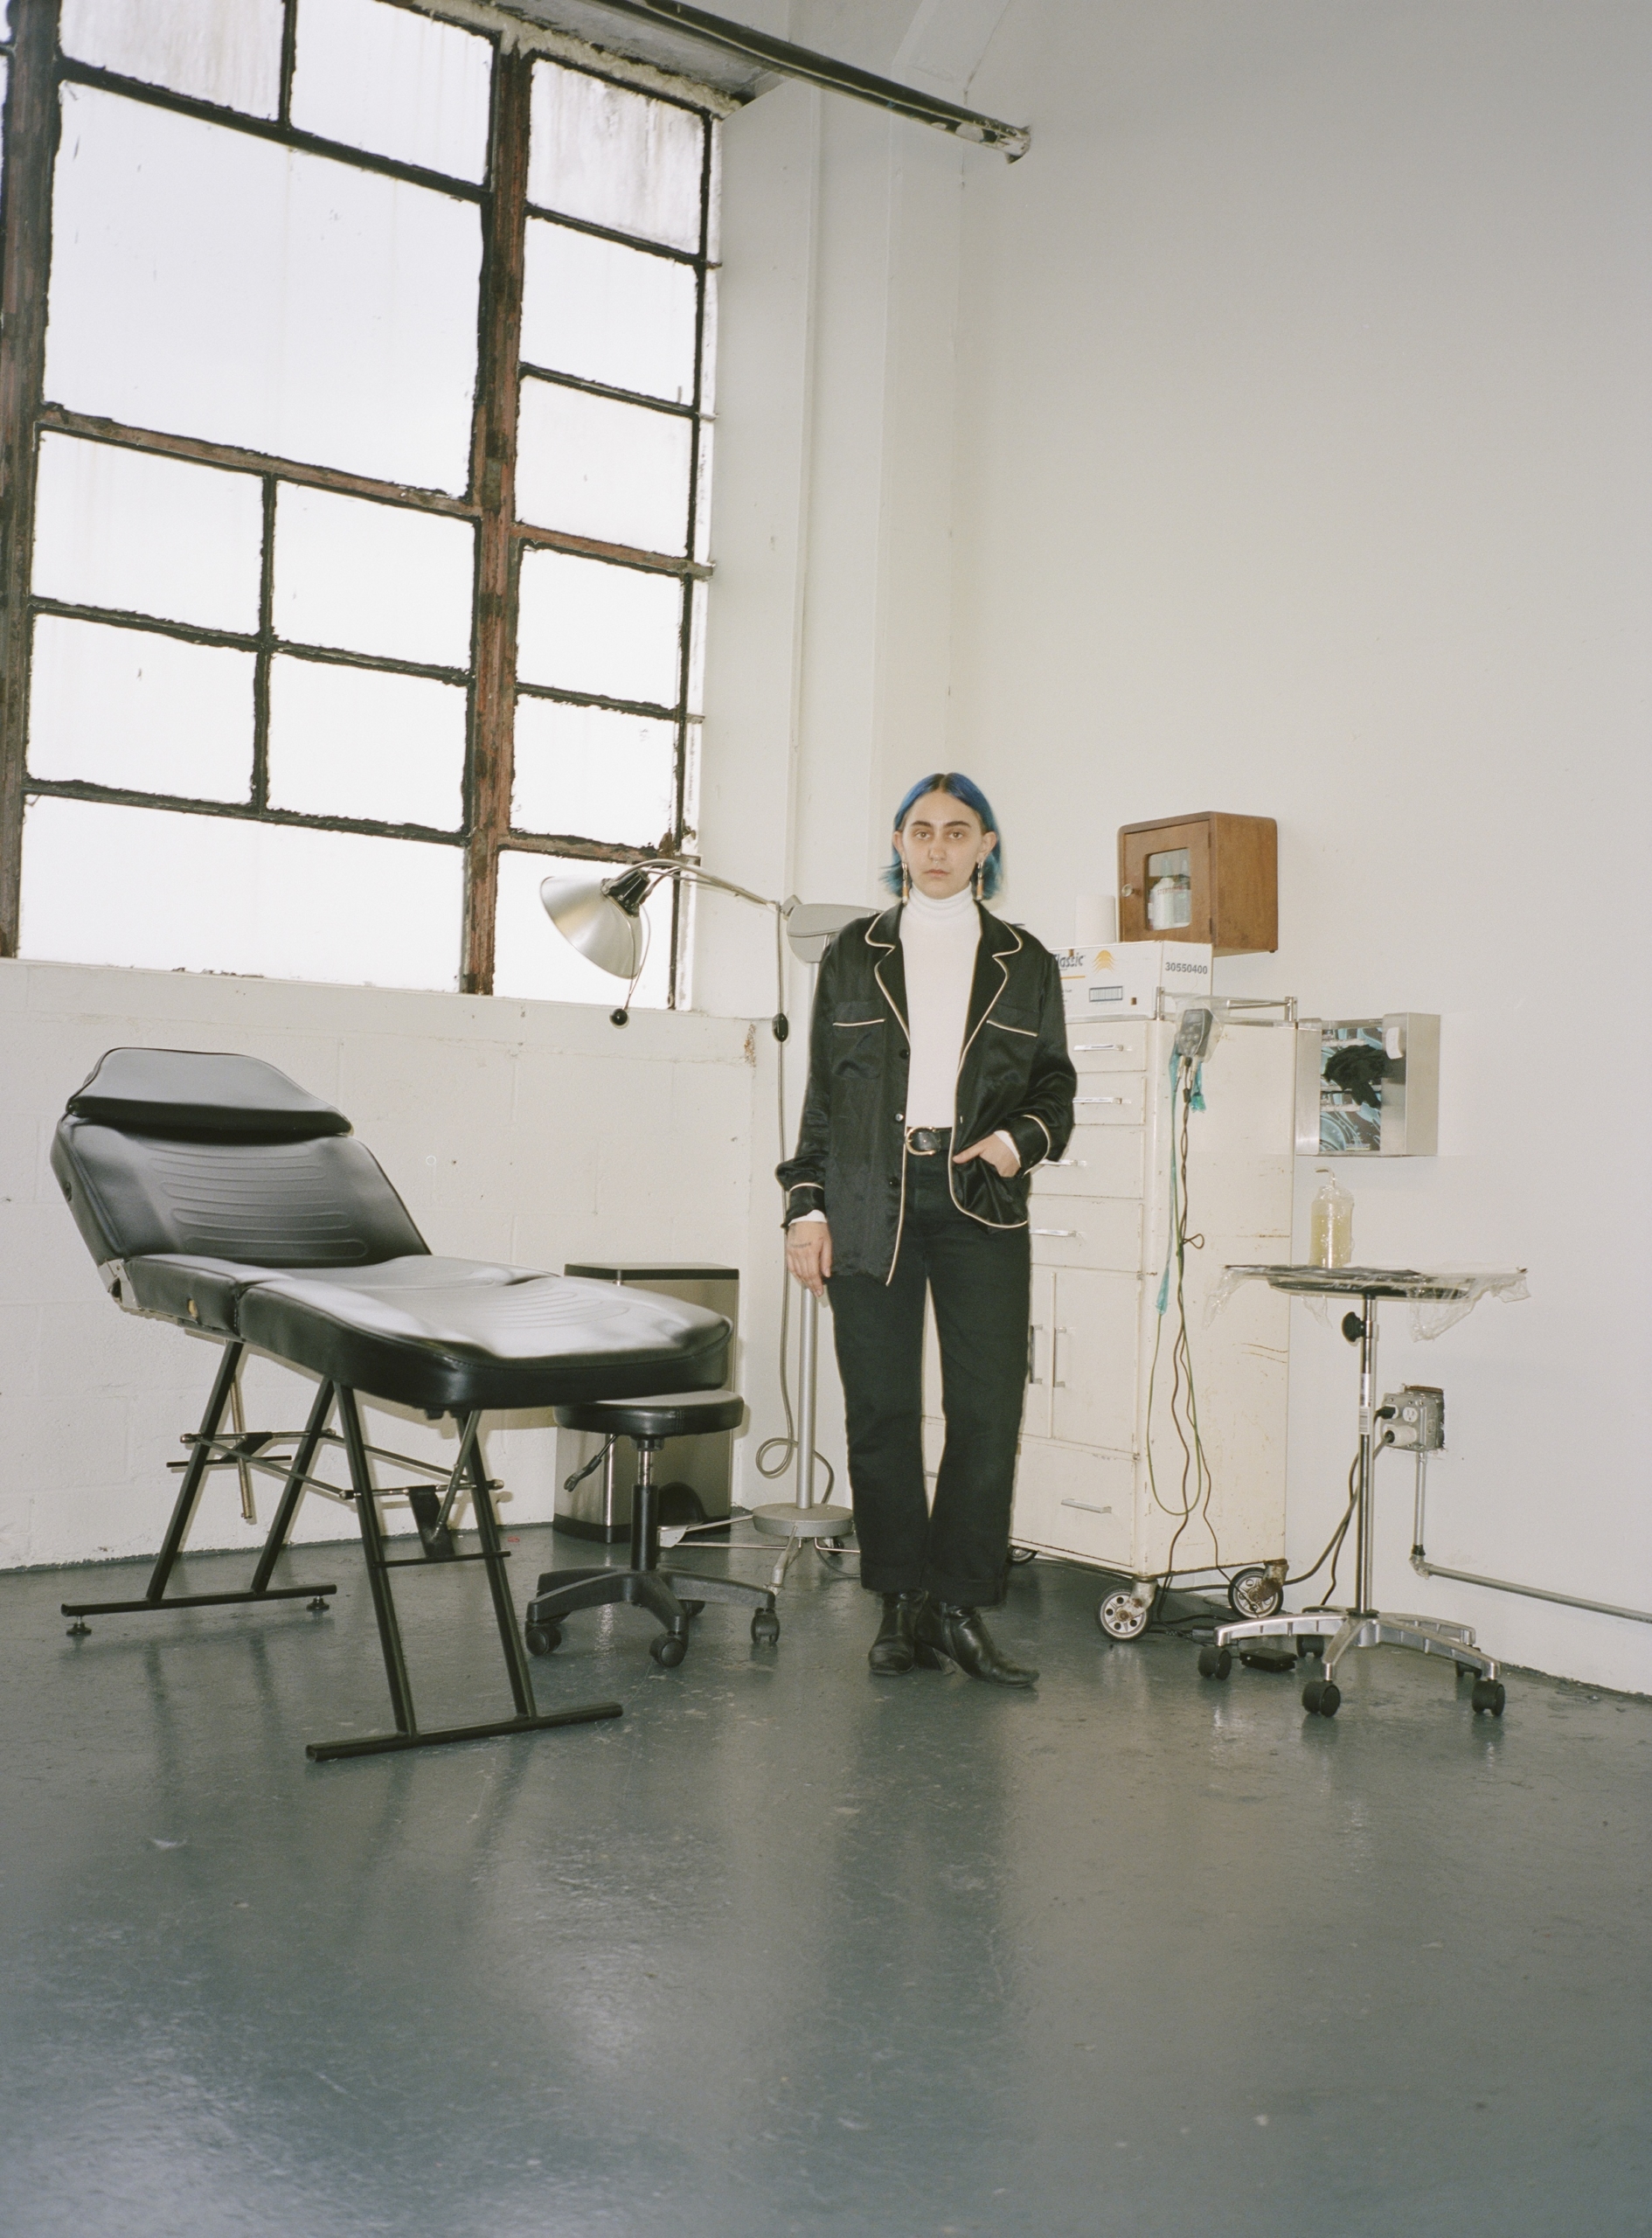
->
xmin=775 ymin=903 xmax=1077 ymax=1282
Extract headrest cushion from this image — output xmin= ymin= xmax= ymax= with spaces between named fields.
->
xmin=66 ymin=1048 xmax=352 ymax=1139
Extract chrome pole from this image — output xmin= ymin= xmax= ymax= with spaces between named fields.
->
xmin=1355 ymin=1290 xmax=1379 ymax=1613
xmin=796 ymin=1287 xmax=819 ymax=1509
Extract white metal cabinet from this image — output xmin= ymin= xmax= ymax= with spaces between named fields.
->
xmin=1015 ymin=1004 xmax=1295 ymax=1588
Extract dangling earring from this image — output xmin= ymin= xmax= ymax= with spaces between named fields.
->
xmin=972 ymin=859 xmax=983 ymax=900
xmin=900 ymin=860 xmax=911 ymax=901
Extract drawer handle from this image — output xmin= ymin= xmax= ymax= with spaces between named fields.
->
xmin=1072 ymin=1042 xmax=1126 ymax=1053
xmin=1059 ymin=1498 xmax=1114 ymax=1516
xmin=1052 ymin=1325 xmax=1067 ymax=1389
xmin=1032 ymin=1227 xmax=1079 ymax=1238
xmin=1027 ymin=1323 xmax=1046 ymax=1386
xmin=1047 ymin=1157 xmax=1085 ymax=1169
xmin=1076 ymin=1095 xmax=1127 ymax=1106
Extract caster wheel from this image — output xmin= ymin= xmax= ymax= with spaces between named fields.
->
xmin=1471 ymin=1678 xmax=1506 ymax=1716
xmin=751 ymin=1610 xmax=781 ymax=1646
xmin=1227 ymin=1566 xmax=1284 ymax=1620
xmin=524 ymin=1621 xmax=561 ymax=1656
xmin=1302 ymin=1677 xmax=1342 ymax=1718
xmin=1297 ymin=1637 xmax=1324 ymax=1659
xmin=1008 ymin=1546 xmax=1038 ymax=1567
xmin=650 ymin=1631 xmax=688 ymax=1668
xmin=1097 ymin=1589 xmax=1149 ymax=1641
xmin=1455 ymin=1662 xmax=1477 ymax=1682
xmin=1197 ymin=1645 xmax=1232 ymax=1681
xmin=677 ymin=1599 xmax=705 ymax=1618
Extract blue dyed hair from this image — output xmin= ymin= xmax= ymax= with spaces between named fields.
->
xmin=883 ymin=773 xmax=1005 ymax=900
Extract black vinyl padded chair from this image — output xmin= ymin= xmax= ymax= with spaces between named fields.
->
xmin=52 ymin=1047 xmax=736 ymax=1761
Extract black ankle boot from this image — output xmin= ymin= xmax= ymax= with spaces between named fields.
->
xmin=868 ymin=1592 xmax=922 ymax=1674
xmin=913 ymin=1599 xmax=1038 ymax=1688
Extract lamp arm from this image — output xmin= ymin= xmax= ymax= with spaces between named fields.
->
xmin=621 ymin=859 xmax=780 ymax=915
xmin=615 ymin=858 xmax=791 ymax=1044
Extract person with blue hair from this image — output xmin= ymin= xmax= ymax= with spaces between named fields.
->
xmin=776 ymin=774 xmax=1076 ymax=1685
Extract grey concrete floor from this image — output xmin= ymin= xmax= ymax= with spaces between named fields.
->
xmin=1 ymin=1523 xmax=1648 ymax=2238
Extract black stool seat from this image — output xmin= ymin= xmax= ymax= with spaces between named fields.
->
xmin=553 ymin=1391 xmax=746 ymax=1441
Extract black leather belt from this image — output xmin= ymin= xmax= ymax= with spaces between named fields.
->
xmin=905 ymin=1127 xmax=952 ymax=1155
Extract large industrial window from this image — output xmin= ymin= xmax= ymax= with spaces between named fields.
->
xmin=0 ymin=0 xmax=718 ymax=1003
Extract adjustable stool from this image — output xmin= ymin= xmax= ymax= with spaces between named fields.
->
xmin=524 ymin=1392 xmax=780 ymax=1668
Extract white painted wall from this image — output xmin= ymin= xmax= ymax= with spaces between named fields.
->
xmin=698 ymin=0 xmax=1650 ymax=1691
xmin=0 ymin=957 xmax=763 ymax=1568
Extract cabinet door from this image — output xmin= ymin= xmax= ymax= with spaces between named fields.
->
xmin=1049 ymin=1268 xmax=1139 ymax=1452
xmin=1021 ymin=1266 xmax=1055 ymax=1440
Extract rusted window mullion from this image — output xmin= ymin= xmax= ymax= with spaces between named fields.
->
xmin=461 ymin=45 xmax=531 ymax=997
xmin=0 ymin=0 xmax=62 ymax=957
xmin=38 ymin=405 xmax=481 ymax=522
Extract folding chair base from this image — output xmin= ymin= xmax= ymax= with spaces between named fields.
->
xmin=62 ymin=1582 xmax=336 ymax=1630
xmin=306 ymin=1700 xmax=623 ymax=1762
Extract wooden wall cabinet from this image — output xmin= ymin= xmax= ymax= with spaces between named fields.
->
xmin=1117 ymin=811 xmax=1277 ymax=956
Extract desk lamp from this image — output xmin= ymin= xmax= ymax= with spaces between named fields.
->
xmin=540 ymin=865 xmax=858 ymax=1553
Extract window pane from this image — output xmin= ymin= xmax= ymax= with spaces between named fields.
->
xmin=290 ymin=0 xmax=492 ymax=184
xmin=28 ymin=615 xmax=253 ymax=801
xmin=61 ymin=0 xmax=284 ymax=119
xmin=32 ymin=434 xmax=263 ymax=634
xmin=19 ymin=797 xmax=462 ymax=990
xmin=493 ymin=847 xmax=671 ymax=1008
xmin=516 ymin=548 xmax=682 ymax=708
xmin=528 ymin=61 xmax=702 ymax=254
xmin=267 ymin=657 xmax=466 ymax=829
xmin=274 ymin=485 xmax=474 ymax=669
xmin=512 ymin=698 xmax=676 ymax=846
xmin=520 ymin=219 xmax=698 ymax=404
xmin=516 ymin=380 xmax=691 ymax=555
xmin=45 ymin=87 xmax=482 ymax=495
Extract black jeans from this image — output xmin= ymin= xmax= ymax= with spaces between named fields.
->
xmin=828 ymin=1150 xmax=1031 ymax=1607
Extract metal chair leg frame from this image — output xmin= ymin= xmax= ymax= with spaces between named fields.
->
xmin=63 ymin=1343 xmax=340 ymax=1629
xmin=307 ymin=1391 xmax=622 ymax=1761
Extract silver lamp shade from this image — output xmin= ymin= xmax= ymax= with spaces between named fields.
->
xmin=539 ymin=872 xmax=649 ymax=981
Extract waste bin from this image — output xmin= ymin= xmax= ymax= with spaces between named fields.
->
xmin=554 ymin=1262 xmax=739 ymax=1541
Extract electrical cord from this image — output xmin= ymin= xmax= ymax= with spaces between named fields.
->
xmin=753 ymin=949 xmax=838 ymax=1504
xmin=1143 ymin=1051 xmax=1220 ymax=1619
xmin=1288 ymin=1451 xmax=1359 ymax=1609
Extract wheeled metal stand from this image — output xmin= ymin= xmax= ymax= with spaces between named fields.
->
xmin=526 ymin=1394 xmax=780 ymax=1668
xmin=1196 ymin=1285 xmax=1505 ymax=1720
xmin=62 ymin=1340 xmax=622 ymax=1760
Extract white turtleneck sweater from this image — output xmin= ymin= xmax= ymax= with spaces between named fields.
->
xmin=795 ymin=888 xmax=1015 ymax=1227
xmin=899 ymin=884 xmax=982 ymax=1126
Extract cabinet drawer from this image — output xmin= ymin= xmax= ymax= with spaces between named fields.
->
xmin=1067 ymin=1024 xmax=1148 ymax=1074
xmin=1012 ymin=1440 xmax=1133 ymax=1567
xmin=1071 ymin=1074 xmax=1144 ymax=1127
xmin=1030 ymin=1199 xmax=1142 ymax=1271
xmin=1031 ymin=1125 xmax=1144 ymax=1200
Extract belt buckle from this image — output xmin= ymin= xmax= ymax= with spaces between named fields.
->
xmin=906 ymin=1127 xmax=941 ymax=1156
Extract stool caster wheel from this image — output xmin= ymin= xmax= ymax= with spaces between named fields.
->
xmin=1302 ymin=1677 xmax=1342 ymax=1717
xmin=1298 ymin=1637 xmax=1324 ymax=1659
xmin=751 ymin=1609 xmax=781 ymax=1646
xmin=1197 ymin=1645 xmax=1232 ymax=1680
xmin=650 ymin=1631 xmax=688 ymax=1669
xmin=1471 ymin=1678 xmax=1506 ymax=1716
xmin=677 ymin=1599 xmax=705 ymax=1618
xmin=524 ymin=1621 xmax=561 ymax=1657
xmin=1455 ymin=1662 xmax=1477 ymax=1682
